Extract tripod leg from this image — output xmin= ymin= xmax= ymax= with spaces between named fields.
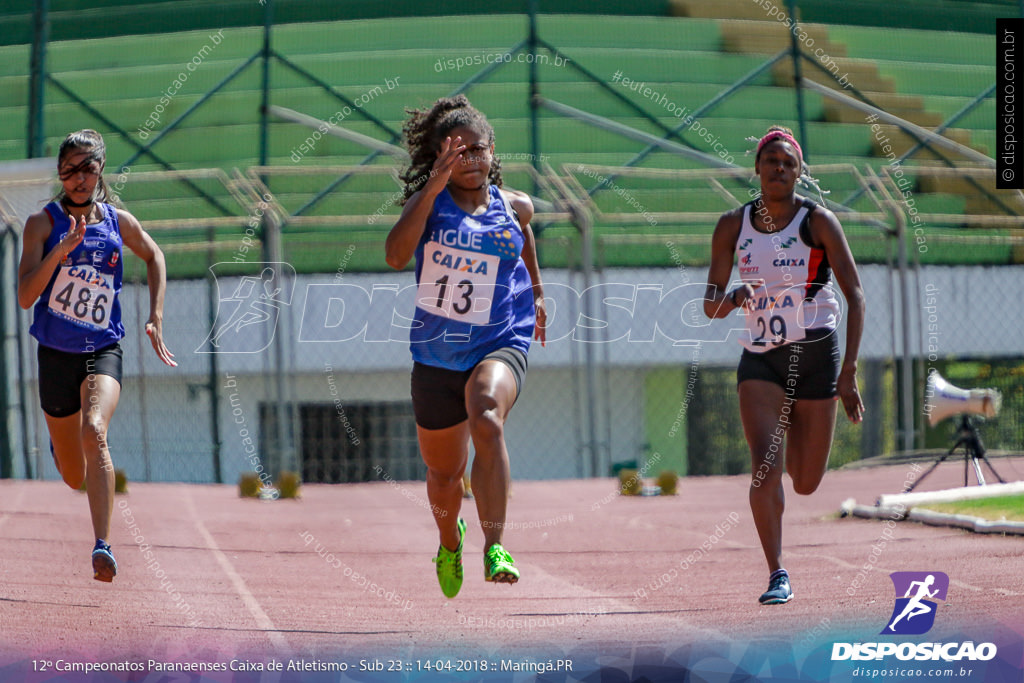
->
xmin=981 ymin=455 xmax=1007 ymax=484
xmin=904 ymin=453 xmax=951 ymax=493
xmin=971 ymin=457 xmax=986 ymax=486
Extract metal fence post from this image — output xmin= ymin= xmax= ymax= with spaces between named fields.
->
xmin=0 ymin=224 xmax=16 ymax=477
xmin=263 ymin=209 xmax=294 ymax=477
xmin=528 ymin=0 xmax=541 ymax=196
xmin=259 ymin=0 xmax=273 ymax=168
xmin=206 ymin=231 xmax=223 ymax=483
xmin=891 ymin=206 xmax=915 ymax=452
xmin=27 ymin=0 xmax=48 ymax=159
xmin=787 ymin=0 xmax=809 ymax=160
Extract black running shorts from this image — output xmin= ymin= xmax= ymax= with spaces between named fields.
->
xmin=37 ymin=342 xmax=123 ymax=418
xmin=736 ymin=327 xmax=839 ymax=400
xmin=411 ymin=347 xmax=528 ymax=431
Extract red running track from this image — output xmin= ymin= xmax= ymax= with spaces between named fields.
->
xmin=1 ymin=457 xmax=1022 ymax=676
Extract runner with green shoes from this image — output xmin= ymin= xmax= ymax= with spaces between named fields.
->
xmin=386 ymin=96 xmax=545 ymax=597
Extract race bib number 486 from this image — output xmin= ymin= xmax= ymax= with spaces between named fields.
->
xmin=416 ymin=242 xmax=499 ymax=325
xmin=48 ymin=265 xmax=114 ymax=331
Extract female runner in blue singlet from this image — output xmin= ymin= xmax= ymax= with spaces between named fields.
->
xmin=704 ymin=126 xmax=865 ymax=605
xmin=386 ymin=96 xmax=546 ymax=598
xmin=18 ymin=130 xmax=176 ymax=582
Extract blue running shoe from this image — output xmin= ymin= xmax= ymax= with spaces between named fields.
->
xmin=759 ymin=569 xmax=792 ymax=605
xmin=92 ymin=539 xmax=117 ymax=583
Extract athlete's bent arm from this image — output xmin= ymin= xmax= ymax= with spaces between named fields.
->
xmin=385 ymin=135 xmax=467 ymax=270
xmin=119 ymin=209 xmax=176 ymax=367
xmin=17 ymin=212 xmax=85 ymax=309
xmin=505 ymin=190 xmax=547 ymax=345
xmin=811 ymin=209 xmax=865 ymax=422
xmin=703 ymin=210 xmax=752 ymax=319
xmin=385 ymin=189 xmax=439 ymax=270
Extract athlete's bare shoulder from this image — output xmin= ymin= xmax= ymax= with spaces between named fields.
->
xmin=713 ymin=204 xmax=745 ymax=237
xmin=808 ymin=202 xmax=839 ymax=226
xmin=23 ymin=208 xmax=55 ymax=242
xmin=500 ymin=187 xmax=533 ymax=225
xmin=721 ymin=203 xmax=747 ymax=221
xmin=807 ymin=202 xmax=844 ymax=248
xmin=114 ymin=207 xmax=142 ymax=228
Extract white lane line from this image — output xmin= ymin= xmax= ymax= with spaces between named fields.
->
xmin=463 ymin=535 xmax=732 ymax=643
xmin=183 ymin=490 xmax=288 ymax=651
xmin=788 ymin=550 xmax=1024 ymax=597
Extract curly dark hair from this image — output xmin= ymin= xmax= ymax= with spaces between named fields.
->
xmin=398 ymin=95 xmax=502 ymax=204
xmin=54 ymin=129 xmax=112 ymax=205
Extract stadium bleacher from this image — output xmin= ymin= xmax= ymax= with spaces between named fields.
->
xmin=0 ymin=2 xmax=1010 ymax=274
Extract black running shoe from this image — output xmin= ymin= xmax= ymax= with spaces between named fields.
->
xmin=759 ymin=570 xmax=792 ymax=605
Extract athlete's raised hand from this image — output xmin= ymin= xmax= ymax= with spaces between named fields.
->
xmin=59 ymin=214 xmax=87 ymax=259
xmin=423 ymin=135 xmax=467 ymax=197
xmin=385 ymin=135 xmax=469 ymax=271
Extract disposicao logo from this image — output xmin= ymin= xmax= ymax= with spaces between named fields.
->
xmin=882 ymin=571 xmax=948 ymax=635
xmin=831 ymin=571 xmax=998 ymax=663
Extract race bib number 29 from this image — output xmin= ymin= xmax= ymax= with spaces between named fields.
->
xmin=48 ymin=265 xmax=114 ymax=331
xmin=746 ymin=286 xmax=807 ymax=347
xmin=416 ymin=242 xmax=499 ymax=325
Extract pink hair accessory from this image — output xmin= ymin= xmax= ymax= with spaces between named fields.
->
xmin=757 ymin=131 xmax=803 ymax=162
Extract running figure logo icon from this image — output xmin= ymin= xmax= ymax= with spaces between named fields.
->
xmin=197 ymin=263 xmax=296 ymax=353
xmin=882 ymin=571 xmax=949 ymax=635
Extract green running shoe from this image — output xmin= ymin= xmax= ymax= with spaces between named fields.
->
xmin=433 ymin=517 xmax=466 ymax=598
xmin=484 ymin=543 xmax=519 ymax=583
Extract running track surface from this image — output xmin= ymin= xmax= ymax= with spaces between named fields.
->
xmin=1 ymin=457 xmax=1023 ymax=672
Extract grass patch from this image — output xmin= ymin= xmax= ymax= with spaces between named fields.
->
xmin=917 ymin=494 xmax=1024 ymax=522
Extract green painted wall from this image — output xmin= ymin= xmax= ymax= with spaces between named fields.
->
xmin=644 ymin=366 xmax=688 ymax=477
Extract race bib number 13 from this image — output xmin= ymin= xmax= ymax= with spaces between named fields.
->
xmin=416 ymin=242 xmax=499 ymax=325
xmin=48 ymin=265 xmax=114 ymax=331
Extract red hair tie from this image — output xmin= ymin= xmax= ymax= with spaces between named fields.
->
xmin=757 ymin=131 xmax=803 ymax=163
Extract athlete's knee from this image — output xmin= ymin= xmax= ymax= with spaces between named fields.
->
xmin=427 ymin=466 xmax=463 ymax=488
xmin=750 ymin=473 xmax=782 ymax=494
xmin=791 ymin=474 xmax=823 ymax=496
xmin=80 ymin=416 xmax=109 ymax=451
xmin=750 ymin=466 xmax=780 ymax=490
xmin=58 ymin=461 xmax=85 ymax=490
xmin=750 ymin=447 xmax=782 ymax=482
xmin=62 ymin=471 xmax=85 ymax=490
xmin=792 ymin=480 xmax=816 ymax=495
xmin=467 ymin=407 xmax=504 ymax=444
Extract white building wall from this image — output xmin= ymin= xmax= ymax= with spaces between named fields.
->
xmin=24 ymin=265 xmax=1021 ymax=483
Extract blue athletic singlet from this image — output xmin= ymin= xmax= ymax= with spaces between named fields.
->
xmin=734 ymin=198 xmax=840 ymax=353
xmin=30 ymin=201 xmax=124 ymax=353
xmin=410 ymin=185 xmax=535 ymax=370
